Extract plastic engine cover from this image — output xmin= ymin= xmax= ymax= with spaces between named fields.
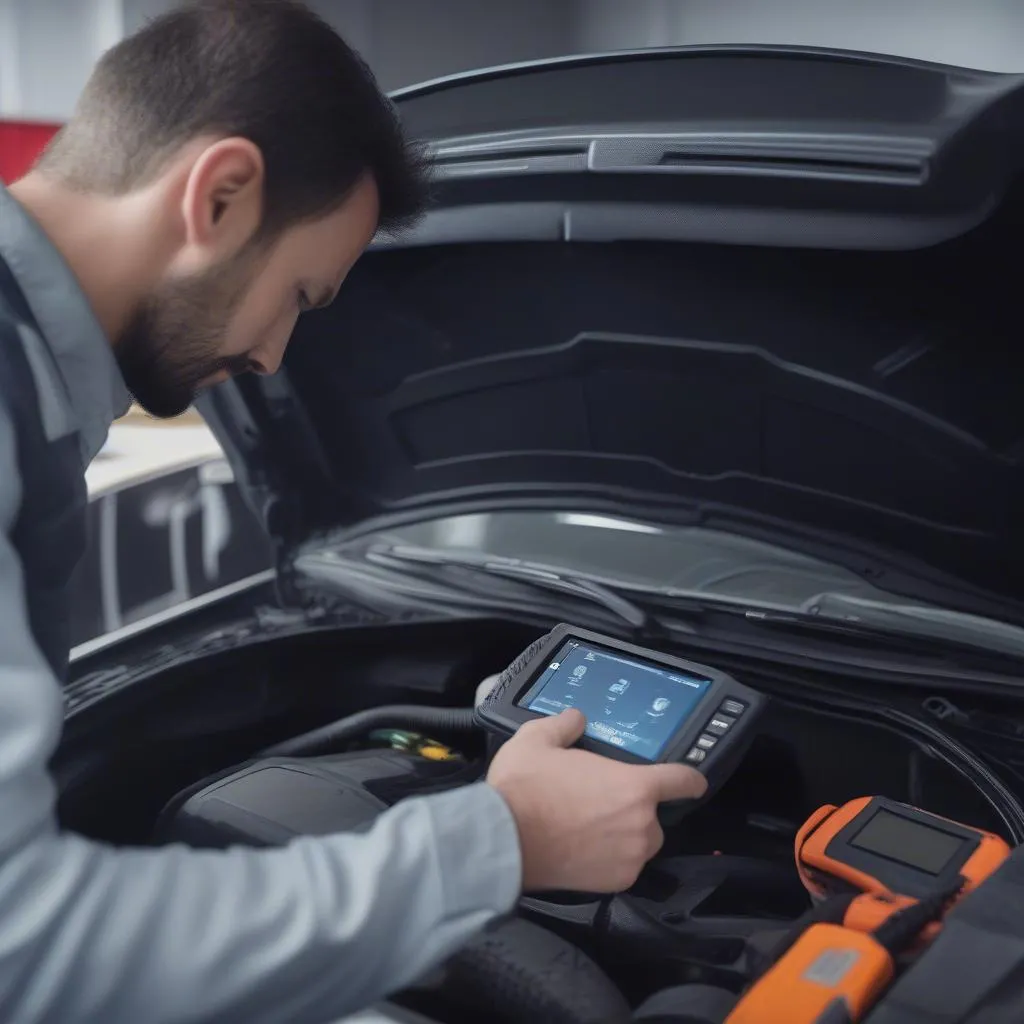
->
xmin=159 ymin=749 xmax=474 ymax=848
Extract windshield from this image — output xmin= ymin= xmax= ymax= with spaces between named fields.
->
xmin=344 ymin=511 xmax=926 ymax=610
xmin=307 ymin=511 xmax=1024 ymax=658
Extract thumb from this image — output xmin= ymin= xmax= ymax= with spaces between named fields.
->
xmin=646 ymin=763 xmax=709 ymax=802
xmin=518 ymin=708 xmax=586 ymax=748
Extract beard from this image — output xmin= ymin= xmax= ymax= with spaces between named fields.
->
xmin=114 ymin=250 xmax=259 ymax=419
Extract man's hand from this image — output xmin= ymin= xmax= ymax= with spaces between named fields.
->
xmin=486 ymin=709 xmax=708 ymax=893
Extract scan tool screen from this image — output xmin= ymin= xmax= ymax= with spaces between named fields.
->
xmin=517 ymin=639 xmax=713 ymax=760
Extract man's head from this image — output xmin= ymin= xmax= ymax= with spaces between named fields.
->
xmin=29 ymin=0 xmax=428 ymax=418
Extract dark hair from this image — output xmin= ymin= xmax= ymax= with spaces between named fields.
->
xmin=37 ymin=0 xmax=429 ymax=236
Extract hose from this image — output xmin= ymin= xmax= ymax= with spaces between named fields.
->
xmin=259 ymin=705 xmax=479 ymax=758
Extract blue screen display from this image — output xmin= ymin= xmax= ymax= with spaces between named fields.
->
xmin=517 ymin=639 xmax=713 ymax=761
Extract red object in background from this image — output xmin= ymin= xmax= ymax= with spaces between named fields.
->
xmin=0 ymin=121 xmax=61 ymax=183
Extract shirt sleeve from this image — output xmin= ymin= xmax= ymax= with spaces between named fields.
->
xmin=0 ymin=402 xmax=523 ymax=1024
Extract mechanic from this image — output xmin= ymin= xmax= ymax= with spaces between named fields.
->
xmin=0 ymin=3 xmax=707 ymax=1022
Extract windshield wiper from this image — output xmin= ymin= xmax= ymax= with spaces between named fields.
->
xmin=728 ymin=596 xmax=1024 ymax=664
xmin=633 ymin=590 xmax=1024 ymax=667
xmin=363 ymin=543 xmax=657 ymax=634
xmin=796 ymin=592 xmax=1024 ymax=660
xmin=357 ymin=544 xmax=1024 ymax=667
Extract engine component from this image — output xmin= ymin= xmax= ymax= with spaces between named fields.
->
xmin=404 ymin=917 xmax=632 ymax=1024
xmin=517 ymin=853 xmax=810 ymax=995
xmin=632 ymin=985 xmax=738 ymax=1023
xmin=260 ymin=704 xmax=478 ymax=758
xmin=359 ymin=729 xmax=464 ymax=762
xmin=156 ymin=748 xmax=478 ymax=848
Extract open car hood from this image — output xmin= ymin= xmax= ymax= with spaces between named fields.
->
xmin=198 ymin=46 xmax=1024 ymax=624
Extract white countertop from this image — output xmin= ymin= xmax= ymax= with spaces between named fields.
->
xmin=86 ymin=423 xmax=226 ymax=497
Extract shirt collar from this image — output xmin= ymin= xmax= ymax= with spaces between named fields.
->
xmin=0 ymin=184 xmax=131 ymax=461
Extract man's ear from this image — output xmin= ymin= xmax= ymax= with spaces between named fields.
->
xmin=179 ymin=138 xmax=265 ymax=267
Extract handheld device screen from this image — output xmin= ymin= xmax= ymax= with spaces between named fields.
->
xmin=848 ymin=808 xmax=966 ymax=876
xmin=516 ymin=638 xmax=713 ymax=760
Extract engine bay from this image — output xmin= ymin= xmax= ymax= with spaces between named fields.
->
xmin=56 ymin=615 xmax=1024 ymax=1022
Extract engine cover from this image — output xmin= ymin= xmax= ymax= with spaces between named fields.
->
xmin=158 ymin=749 xmax=477 ymax=848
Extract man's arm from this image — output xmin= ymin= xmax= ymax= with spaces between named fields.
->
xmin=0 ymin=402 xmax=522 ymax=1024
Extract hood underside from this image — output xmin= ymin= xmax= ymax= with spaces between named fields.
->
xmin=198 ymin=46 xmax=1024 ymax=624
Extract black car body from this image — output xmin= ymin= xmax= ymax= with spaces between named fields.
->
xmin=59 ymin=47 xmax=1024 ymax=1023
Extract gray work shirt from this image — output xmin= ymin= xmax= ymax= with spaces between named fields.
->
xmin=0 ymin=184 xmax=521 ymax=1023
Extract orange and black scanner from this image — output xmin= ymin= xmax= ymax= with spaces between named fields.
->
xmin=725 ymin=798 xmax=1012 ymax=1023
xmin=795 ymin=795 xmax=1010 ymax=904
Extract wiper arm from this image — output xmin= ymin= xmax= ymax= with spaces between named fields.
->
xmin=727 ymin=605 xmax=1024 ymax=666
xmin=795 ymin=592 xmax=1024 ymax=660
xmin=364 ymin=544 xmax=654 ymax=633
xmin=630 ymin=588 xmax=1024 ymax=667
xmin=360 ymin=547 xmax=1024 ymax=666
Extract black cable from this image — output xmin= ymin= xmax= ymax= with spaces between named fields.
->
xmin=770 ymin=691 xmax=1024 ymax=844
xmin=260 ymin=705 xmax=479 ymax=758
xmin=872 ymin=876 xmax=966 ymax=955
xmin=748 ymin=892 xmax=858 ymax=981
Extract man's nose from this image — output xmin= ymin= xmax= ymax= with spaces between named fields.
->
xmin=248 ymin=345 xmax=285 ymax=376
xmin=249 ymin=319 xmax=297 ymax=376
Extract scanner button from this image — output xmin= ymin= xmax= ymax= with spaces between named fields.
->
xmin=685 ymin=746 xmax=707 ymax=764
xmin=720 ymin=699 xmax=746 ymax=717
xmin=706 ymin=715 xmax=735 ymax=736
xmin=696 ymin=734 xmax=718 ymax=750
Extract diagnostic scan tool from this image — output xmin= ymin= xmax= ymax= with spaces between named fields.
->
xmin=476 ymin=624 xmax=766 ymax=805
xmin=796 ymin=795 xmax=1011 ymax=902
xmin=726 ymin=800 xmax=1014 ymax=1023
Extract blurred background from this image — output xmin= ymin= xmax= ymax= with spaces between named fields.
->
xmin=1 ymin=0 xmax=1021 ymax=651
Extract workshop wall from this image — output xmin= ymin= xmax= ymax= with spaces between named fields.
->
xmin=0 ymin=120 xmax=59 ymax=182
xmin=2 ymin=0 xmax=1020 ymax=136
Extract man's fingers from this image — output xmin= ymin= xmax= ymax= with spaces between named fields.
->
xmin=646 ymin=763 xmax=708 ymax=803
xmin=517 ymin=708 xmax=586 ymax=748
